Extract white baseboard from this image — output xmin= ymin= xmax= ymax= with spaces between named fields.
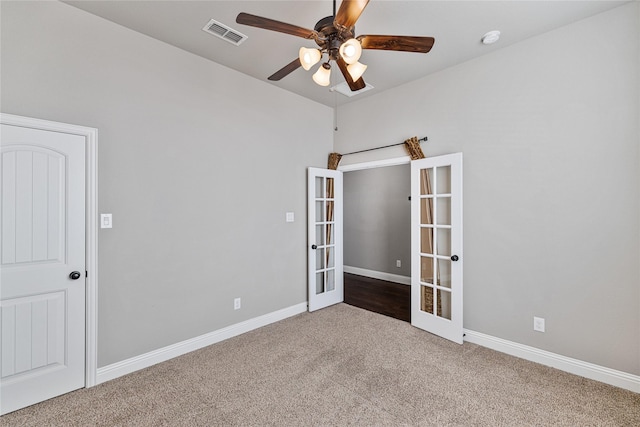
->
xmin=344 ymin=265 xmax=411 ymax=285
xmin=464 ymin=329 xmax=640 ymax=394
xmin=96 ymin=302 xmax=308 ymax=385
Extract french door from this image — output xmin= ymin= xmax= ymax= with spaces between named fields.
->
xmin=307 ymin=168 xmax=343 ymax=312
xmin=411 ymin=153 xmax=463 ymax=344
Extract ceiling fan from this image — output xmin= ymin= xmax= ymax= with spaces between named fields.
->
xmin=236 ymin=0 xmax=435 ymax=92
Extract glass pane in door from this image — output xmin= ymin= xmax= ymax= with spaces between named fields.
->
xmin=436 ymin=197 xmax=451 ymax=226
xmin=315 ymin=248 xmax=325 ymax=270
xmin=326 ymin=177 xmax=334 ymax=199
xmin=437 ymin=289 xmax=452 ymax=320
xmin=420 ymin=198 xmax=434 ymax=225
xmin=436 ymin=228 xmax=451 ymax=257
xmin=326 ymin=269 xmax=335 ymax=292
xmin=315 ymin=225 xmax=325 ymax=245
xmin=315 ymin=177 xmax=324 ymax=198
xmin=315 ymin=272 xmax=324 ymax=294
xmin=420 ymin=227 xmax=434 ymax=254
xmin=326 ymin=247 xmax=335 ymax=268
xmin=420 ymin=168 xmax=435 ymax=195
xmin=436 ymin=166 xmax=451 ymax=194
xmin=438 ymin=259 xmax=451 ymax=289
xmin=420 ymin=256 xmax=435 ymax=285
xmin=326 ymin=201 xmax=334 ymax=224
xmin=420 ymin=285 xmax=434 ymax=314
xmin=315 ymin=201 xmax=324 ymax=221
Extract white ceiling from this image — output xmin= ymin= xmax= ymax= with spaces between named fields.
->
xmin=64 ymin=0 xmax=628 ymax=107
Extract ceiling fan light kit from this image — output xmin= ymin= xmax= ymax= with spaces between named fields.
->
xmin=299 ymin=47 xmax=322 ymax=70
xmin=346 ymin=61 xmax=367 ymax=81
xmin=338 ymin=38 xmax=362 ymax=64
xmin=313 ymin=62 xmax=332 ymax=86
xmin=236 ymin=0 xmax=435 ymax=92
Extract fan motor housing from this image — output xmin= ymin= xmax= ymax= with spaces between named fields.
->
xmin=314 ymin=15 xmax=352 ymax=58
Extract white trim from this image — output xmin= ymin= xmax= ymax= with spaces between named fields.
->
xmin=96 ymin=302 xmax=308 ymax=384
xmin=84 ymin=128 xmax=98 ymax=387
xmin=0 ymin=113 xmax=99 ymax=388
xmin=338 ymin=156 xmax=410 ymax=172
xmin=464 ymin=329 xmax=640 ymax=394
xmin=344 ymin=265 xmax=410 ymax=285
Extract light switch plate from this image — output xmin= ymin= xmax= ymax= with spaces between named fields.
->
xmin=101 ymin=213 xmax=113 ymax=229
xmin=285 ymin=212 xmax=295 ymax=223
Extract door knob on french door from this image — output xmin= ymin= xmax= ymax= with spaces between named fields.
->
xmin=69 ymin=271 xmax=82 ymax=280
xmin=311 ymin=244 xmax=318 ymax=250
xmin=451 ymin=255 xmax=459 ymax=262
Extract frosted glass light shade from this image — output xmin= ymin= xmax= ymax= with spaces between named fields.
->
xmin=312 ymin=63 xmax=332 ymax=86
xmin=347 ymin=61 xmax=367 ymax=81
xmin=299 ymin=47 xmax=321 ymax=71
xmin=339 ymin=38 xmax=362 ymax=65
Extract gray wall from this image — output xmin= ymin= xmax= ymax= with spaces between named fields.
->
xmin=1 ymin=1 xmax=333 ymax=367
xmin=336 ymin=3 xmax=640 ymax=375
xmin=344 ymin=165 xmax=411 ymax=276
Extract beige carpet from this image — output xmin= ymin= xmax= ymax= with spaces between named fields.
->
xmin=3 ymin=304 xmax=639 ymax=426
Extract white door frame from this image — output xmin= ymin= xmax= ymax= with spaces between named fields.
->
xmin=0 ymin=113 xmax=98 ymax=388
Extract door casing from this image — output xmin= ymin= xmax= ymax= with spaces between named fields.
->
xmin=0 ymin=113 xmax=98 ymax=388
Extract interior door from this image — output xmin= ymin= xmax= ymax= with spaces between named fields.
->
xmin=307 ymin=167 xmax=343 ymax=312
xmin=0 ymin=123 xmax=86 ymax=415
xmin=411 ymin=153 xmax=463 ymax=344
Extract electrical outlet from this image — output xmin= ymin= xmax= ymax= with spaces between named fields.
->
xmin=234 ymin=298 xmax=241 ymax=310
xmin=396 ymin=260 xmax=402 ymax=268
xmin=533 ymin=316 xmax=545 ymax=332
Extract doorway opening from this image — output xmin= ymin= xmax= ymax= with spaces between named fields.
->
xmin=340 ymin=158 xmax=411 ymax=322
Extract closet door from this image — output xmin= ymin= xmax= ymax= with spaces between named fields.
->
xmin=410 ymin=153 xmax=463 ymax=343
xmin=1 ymin=123 xmax=86 ymax=414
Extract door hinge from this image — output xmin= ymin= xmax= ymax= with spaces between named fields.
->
xmin=86 ymin=271 xmax=88 ymax=278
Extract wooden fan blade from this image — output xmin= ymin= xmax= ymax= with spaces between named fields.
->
xmin=357 ymin=35 xmax=435 ymax=53
xmin=237 ymin=12 xmax=317 ymax=39
xmin=334 ymin=0 xmax=370 ymax=30
xmin=268 ymin=58 xmax=302 ymax=81
xmin=336 ymin=56 xmax=366 ymax=92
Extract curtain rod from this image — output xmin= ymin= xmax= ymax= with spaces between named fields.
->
xmin=340 ymin=136 xmax=428 ymax=156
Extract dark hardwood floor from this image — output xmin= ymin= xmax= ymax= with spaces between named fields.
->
xmin=344 ymin=273 xmax=410 ymax=322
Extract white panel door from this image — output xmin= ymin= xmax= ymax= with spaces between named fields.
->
xmin=411 ymin=153 xmax=463 ymax=344
xmin=308 ymin=167 xmax=343 ymax=312
xmin=0 ymin=124 xmax=86 ymax=414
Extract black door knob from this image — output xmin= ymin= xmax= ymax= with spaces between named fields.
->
xmin=69 ymin=271 xmax=82 ymax=280
xmin=311 ymin=244 xmax=318 ymax=250
xmin=451 ymin=255 xmax=459 ymax=262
